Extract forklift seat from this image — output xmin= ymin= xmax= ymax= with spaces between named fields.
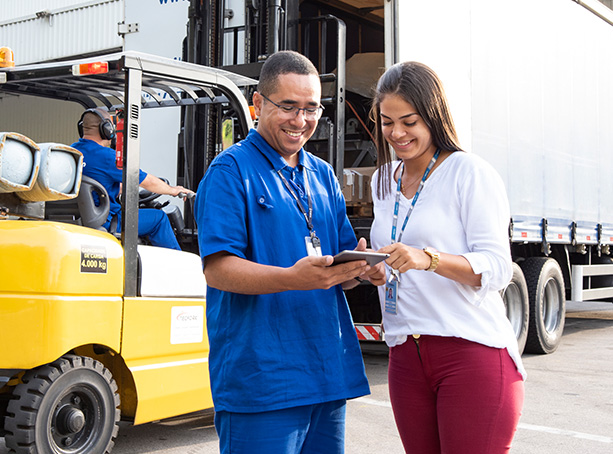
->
xmin=45 ymin=175 xmax=110 ymax=230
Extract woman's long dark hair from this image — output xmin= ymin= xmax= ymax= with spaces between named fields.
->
xmin=370 ymin=61 xmax=463 ymax=198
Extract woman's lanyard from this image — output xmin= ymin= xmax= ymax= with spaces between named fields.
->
xmin=277 ymin=167 xmax=321 ymax=253
xmin=388 ymin=148 xmax=441 ymax=283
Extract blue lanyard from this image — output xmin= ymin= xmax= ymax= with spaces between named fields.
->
xmin=391 ymin=148 xmax=441 ymax=245
xmin=277 ymin=167 xmax=320 ymax=247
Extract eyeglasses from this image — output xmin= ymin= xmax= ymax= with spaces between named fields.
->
xmin=260 ymin=94 xmax=324 ymax=121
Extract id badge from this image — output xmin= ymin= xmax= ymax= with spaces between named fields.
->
xmin=305 ymin=236 xmax=322 ymax=257
xmin=384 ymin=279 xmax=398 ymax=314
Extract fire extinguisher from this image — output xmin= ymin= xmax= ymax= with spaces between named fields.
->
xmin=115 ymin=109 xmax=124 ymax=169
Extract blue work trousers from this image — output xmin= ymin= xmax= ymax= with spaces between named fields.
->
xmin=105 ymin=208 xmax=180 ymax=250
xmin=215 ymin=399 xmax=347 ymax=454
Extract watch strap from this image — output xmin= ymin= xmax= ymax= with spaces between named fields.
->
xmin=423 ymin=247 xmax=440 ymax=272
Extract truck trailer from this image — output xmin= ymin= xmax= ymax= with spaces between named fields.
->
xmin=379 ymin=0 xmax=613 ymax=355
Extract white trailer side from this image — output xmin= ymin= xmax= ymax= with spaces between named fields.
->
xmin=392 ymin=0 xmax=613 ymax=353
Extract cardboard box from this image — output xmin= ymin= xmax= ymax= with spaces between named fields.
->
xmin=342 ymin=166 xmax=376 ymax=204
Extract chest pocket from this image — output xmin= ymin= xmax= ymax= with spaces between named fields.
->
xmin=256 ymin=193 xmax=273 ymax=209
xmin=250 ymin=173 xmax=276 ymax=210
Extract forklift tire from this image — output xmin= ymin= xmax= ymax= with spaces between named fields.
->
xmin=501 ymin=262 xmax=529 ymax=354
xmin=4 ymin=355 xmax=120 ymax=454
xmin=520 ymin=257 xmax=566 ymax=354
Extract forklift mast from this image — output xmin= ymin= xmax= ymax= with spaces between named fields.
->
xmin=184 ymin=0 xmax=346 ymax=182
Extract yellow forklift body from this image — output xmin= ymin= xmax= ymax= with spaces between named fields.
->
xmin=0 ymin=220 xmax=212 ymax=423
xmin=0 ymin=221 xmax=124 ymax=369
xmin=0 ymin=220 xmax=124 ymax=295
xmin=122 ymin=297 xmax=212 ymax=424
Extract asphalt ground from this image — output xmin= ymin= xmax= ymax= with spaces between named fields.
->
xmin=1 ymin=300 xmax=612 ymax=453
xmin=352 ymin=300 xmax=613 ymax=453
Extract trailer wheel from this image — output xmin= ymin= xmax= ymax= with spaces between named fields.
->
xmin=501 ymin=262 xmax=529 ymax=354
xmin=4 ymin=355 xmax=120 ymax=454
xmin=520 ymin=257 xmax=566 ymax=354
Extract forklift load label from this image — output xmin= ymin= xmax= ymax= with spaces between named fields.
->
xmin=80 ymin=245 xmax=108 ymax=273
xmin=171 ymin=306 xmax=204 ymax=344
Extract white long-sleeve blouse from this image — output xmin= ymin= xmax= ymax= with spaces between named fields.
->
xmin=370 ymin=151 xmax=526 ymax=379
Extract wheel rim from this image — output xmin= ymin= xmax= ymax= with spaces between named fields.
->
xmin=49 ymin=384 xmax=106 ymax=453
xmin=503 ymin=282 xmax=522 ymax=338
xmin=542 ymin=277 xmax=562 ymax=334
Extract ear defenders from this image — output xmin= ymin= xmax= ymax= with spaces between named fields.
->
xmin=77 ymin=108 xmax=116 ymax=140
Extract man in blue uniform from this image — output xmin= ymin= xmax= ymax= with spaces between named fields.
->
xmin=194 ymin=51 xmax=385 ymax=453
xmin=72 ymin=108 xmax=193 ymax=250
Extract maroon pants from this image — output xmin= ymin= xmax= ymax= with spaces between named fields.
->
xmin=388 ymin=335 xmax=524 ymax=454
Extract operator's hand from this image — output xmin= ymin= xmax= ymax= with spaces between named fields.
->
xmin=289 ymin=254 xmax=370 ymax=290
xmin=171 ymin=186 xmax=196 ymax=200
xmin=354 ymin=237 xmax=386 ymax=286
xmin=140 ymin=175 xmax=195 ymax=200
xmin=378 ymin=242 xmax=431 ymax=274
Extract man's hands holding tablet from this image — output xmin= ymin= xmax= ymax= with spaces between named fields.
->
xmin=334 ymin=238 xmax=387 ymax=288
xmin=332 ymin=250 xmax=389 ymax=267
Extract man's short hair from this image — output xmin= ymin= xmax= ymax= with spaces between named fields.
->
xmin=257 ymin=51 xmax=319 ymax=97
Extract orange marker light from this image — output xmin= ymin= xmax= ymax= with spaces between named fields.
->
xmin=72 ymin=61 xmax=109 ymax=76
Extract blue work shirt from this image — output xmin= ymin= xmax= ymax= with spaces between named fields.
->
xmin=194 ymin=129 xmax=370 ymax=413
xmin=71 ymin=138 xmax=147 ymax=223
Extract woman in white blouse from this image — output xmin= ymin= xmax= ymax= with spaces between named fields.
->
xmin=370 ymin=61 xmax=525 ymax=454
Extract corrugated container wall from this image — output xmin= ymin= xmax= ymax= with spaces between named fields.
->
xmin=0 ymin=0 xmax=124 ymax=65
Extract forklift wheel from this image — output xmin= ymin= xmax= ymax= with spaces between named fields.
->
xmin=4 ymin=355 xmax=120 ymax=454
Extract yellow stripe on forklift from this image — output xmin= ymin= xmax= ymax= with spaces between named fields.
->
xmin=130 ymin=357 xmax=208 ymax=372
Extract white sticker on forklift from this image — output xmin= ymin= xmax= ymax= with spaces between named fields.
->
xmin=171 ymin=306 xmax=204 ymax=344
xmin=80 ymin=245 xmax=107 ymax=273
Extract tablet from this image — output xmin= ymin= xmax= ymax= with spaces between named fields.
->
xmin=332 ymin=250 xmax=389 ymax=266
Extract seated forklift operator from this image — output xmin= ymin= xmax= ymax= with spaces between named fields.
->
xmin=71 ymin=108 xmax=193 ymax=250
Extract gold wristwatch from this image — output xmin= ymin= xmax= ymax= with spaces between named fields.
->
xmin=423 ymin=247 xmax=440 ymax=272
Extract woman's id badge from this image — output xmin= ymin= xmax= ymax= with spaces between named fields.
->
xmin=384 ymin=279 xmax=398 ymax=314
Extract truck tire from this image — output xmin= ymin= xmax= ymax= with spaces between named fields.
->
xmin=501 ymin=262 xmax=529 ymax=354
xmin=4 ymin=355 xmax=120 ymax=454
xmin=520 ymin=257 xmax=566 ymax=354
